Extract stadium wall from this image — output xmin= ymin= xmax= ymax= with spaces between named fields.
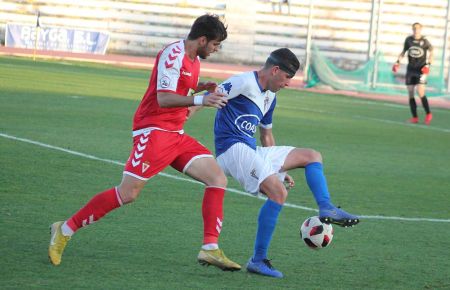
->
xmin=0 ymin=0 xmax=449 ymax=73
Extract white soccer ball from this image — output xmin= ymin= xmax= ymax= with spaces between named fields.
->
xmin=300 ymin=216 xmax=333 ymax=249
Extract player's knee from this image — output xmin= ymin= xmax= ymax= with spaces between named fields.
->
xmin=208 ymin=171 xmax=227 ymax=188
xmin=117 ymin=185 xmax=142 ymax=204
xmin=268 ymin=189 xmax=288 ymax=204
xmin=203 ymin=170 xmax=228 ymax=188
xmin=278 ymin=190 xmax=288 ymax=204
xmin=306 ymin=149 xmax=322 ymax=163
xmin=260 ymin=177 xmax=288 ymax=204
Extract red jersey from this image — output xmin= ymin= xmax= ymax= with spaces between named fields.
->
xmin=132 ymin=40 xmax=200 ymax=133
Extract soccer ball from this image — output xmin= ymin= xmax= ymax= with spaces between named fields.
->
xmin=300 ymin=216 xmax=333 ymax=249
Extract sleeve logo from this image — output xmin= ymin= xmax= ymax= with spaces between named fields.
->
xmin=164 ymin=46 xmax=181 ymax=68
xmin=160 ymin=76 xmax=170 ymax=88
xmin=220 ymin=82 xmax=232 ymax=95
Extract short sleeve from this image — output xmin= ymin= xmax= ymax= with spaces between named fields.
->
xmin=218 ymin=75 xmax=247 ymax=100
xmin=424 ymin=38 xmax=433 ymax=51
xmin=260 ymin=97 xmax=276 ymax=129
xmin=402 ymin=37 xmax=410 ymax=53
xmin=157 ymin=45 xmax=183 ymax=92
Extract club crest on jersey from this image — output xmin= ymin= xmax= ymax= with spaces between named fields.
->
xmin=234 ymin=114 xmax=260 ymax=138
xmin=264 ymin=95 xmax=270 ymax=111
xmin=142 ymin=162 xmax=150 ymax=173
xmin=160 ymin=76 xmax=170 ymax=88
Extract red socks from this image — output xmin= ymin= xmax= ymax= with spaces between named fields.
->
xmin=65 ymin=186 xmax=224 ymax=244
xmin=66 ymin=187 xmax=122 ymax=233
xmin=202 ymin=186 xmax=225 ymax=244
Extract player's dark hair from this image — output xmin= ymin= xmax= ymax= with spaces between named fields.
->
xmin=412 ymin=22 xmax=422 ymax=28
xmin=187 ymin=14 xmax=227 ymax=42
xmin=264 ymin=48 xmax=301 ymax=77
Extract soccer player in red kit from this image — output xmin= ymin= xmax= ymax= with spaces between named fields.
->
xmin=48 ymin=14 xmax=241 ymax=271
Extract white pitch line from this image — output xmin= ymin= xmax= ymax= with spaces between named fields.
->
xmin=279 ymin=106 xmax=450 ymax=133
xmin=328 ymin=98 xmax=450 ymax=113
xmin=1 ymin=132 xmax=449 ymax=223
xmin=352 ymin=115 xmax=450 ymax=133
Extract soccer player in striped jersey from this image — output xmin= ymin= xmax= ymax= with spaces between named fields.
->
xmin=214 ymin=48 xmax=360 ymax=278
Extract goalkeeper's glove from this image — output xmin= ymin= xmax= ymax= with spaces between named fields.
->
xmin=421 ymin=63 xmax=430 ymax=75
xmin=392 ymin=62 xmax=400 ymax=73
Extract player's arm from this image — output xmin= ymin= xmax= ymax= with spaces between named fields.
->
xmin=259 ymin=96 xmax=276 ymax=147
xmin=195 ymin=81 xmax=217 ymax=93
xmin=393 ymin=38 xmax=408 ymax=72
xmin=396 ymin=37 xmax=409 ymax=64
xmin=427 ymin=40 xmax=434 ymax=65
xmin=157 ymin=91 xmax=227 ymax=109
xmin=185 ymin=81 xmax=219 ymax=118
xmin=393 ymin=52 xmax=405 ymax=73
xmin=396 ymin=52 xmax=405 ymax=63
xmin=259 ymin=127 xmax=275 ymax=147
xmin=156 ymin=46 xmax=226 ymax=109
xmin=428 ymin=49 xmax=433 ymax=65
xmin=420 ymin=39 xmax=434 ymax=75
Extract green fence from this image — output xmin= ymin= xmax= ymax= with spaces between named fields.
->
xmin=306 ymin=44 xmax=447 ymax=97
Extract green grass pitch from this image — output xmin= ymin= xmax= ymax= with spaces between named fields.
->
xmin=1 ymin=56 xmax=450 ymax=289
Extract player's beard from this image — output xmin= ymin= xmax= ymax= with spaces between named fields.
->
xmin=197 ymin=44 xmax=209 ymax=59
xmin=268 ymin=80 xmax=281 ymax=93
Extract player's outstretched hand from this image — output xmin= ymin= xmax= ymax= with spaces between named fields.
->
xmin=284 ymin=174 xmax=295 ymax=190
xmin=421 ymin=64 xmax=430 ymax=75
xmin=203 ymin=92 xmax=228 ymax=109
xmin=392 ymin=63 xmax=399 ymax=73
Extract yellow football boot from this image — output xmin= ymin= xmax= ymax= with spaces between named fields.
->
xmin=198 ymin=249 xmax=241 ymax=271
xmin=48 ymin=221 xmax=71 ymax=266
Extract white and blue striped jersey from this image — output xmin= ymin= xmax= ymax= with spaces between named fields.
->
xmin=214 ymin=71 xmax=277 ymax=157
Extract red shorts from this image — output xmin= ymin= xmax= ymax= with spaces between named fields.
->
xmin=123 ymin=130 xmax=212 ymax=180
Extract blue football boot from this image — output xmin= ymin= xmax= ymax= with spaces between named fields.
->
xmin=319 ymin=205 xmax=360 ymax=227
xmin=246 ymin=258 xmax=283 ymax=278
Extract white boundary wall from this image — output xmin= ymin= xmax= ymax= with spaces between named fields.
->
xmin=0 ymin=0 xmax=449 ymax=71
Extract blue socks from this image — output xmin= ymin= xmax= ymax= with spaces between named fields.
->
xmin=252 ymin=162 xmax=331 ymax=261
xmin=305 ymin=162 xmax=332 ymax=209
xmin=253 ymin=199 xmax=282 ymax=262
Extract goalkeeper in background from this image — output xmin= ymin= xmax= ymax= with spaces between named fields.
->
xmin=392 ymin=22 xmax=433 ymax=125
